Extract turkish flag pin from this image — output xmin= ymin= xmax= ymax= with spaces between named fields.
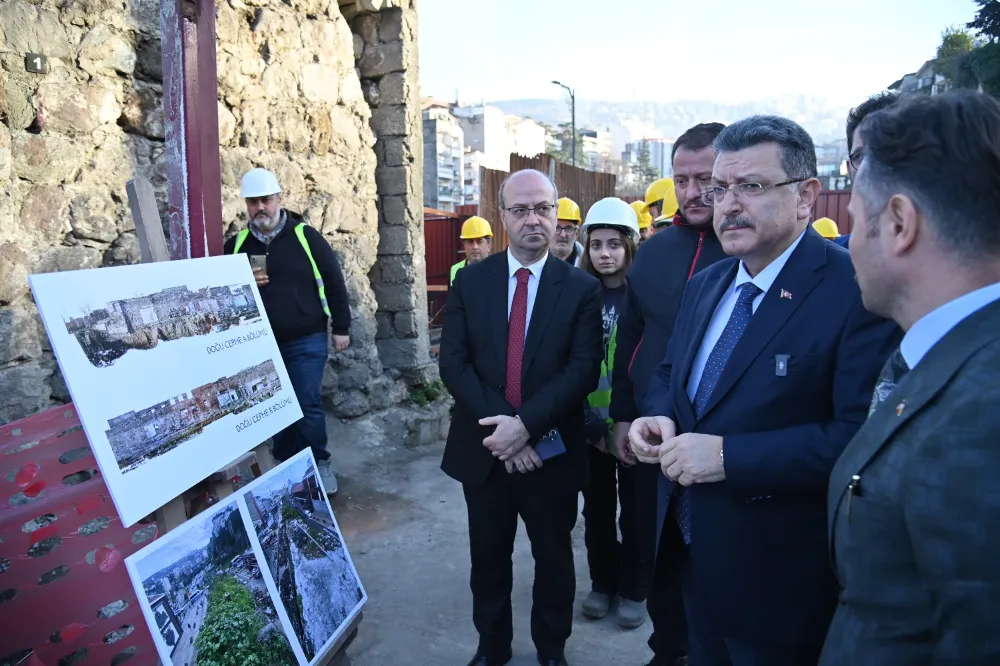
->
xmin=780 ymin=289 xmax=792 ymax=300
xmin=896 ymin=400 xmax=906 ymax=416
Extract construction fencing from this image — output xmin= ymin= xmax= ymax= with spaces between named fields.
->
xmin=478 ymin=154 xmax=617 ymax=250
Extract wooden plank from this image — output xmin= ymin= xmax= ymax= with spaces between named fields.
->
xmin=427 ymin=285 xmax=448 ymax=293
xmin=126 ymin=178 xmax=170 ymax=263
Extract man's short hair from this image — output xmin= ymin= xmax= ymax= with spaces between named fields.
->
xmin=846 ymin=92 xmax=900 ymax=152
xmin=671 ymin=122 xmax=726 ymax=160
xmin=498 ymin=169 xmax=558 ymax=209
xmin=713 ymin=115 xmax=817 ymax=180
xmin=857 ymin=91 xmax=1000 ymax=256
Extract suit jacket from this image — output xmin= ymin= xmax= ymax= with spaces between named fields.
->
xmin=439 ymin=251 xmax=603 ymax=493
xmin=821 ymin=299 xmax=1000 ymax=666
xmin=645 ymin=227 xmax=901 ymax=645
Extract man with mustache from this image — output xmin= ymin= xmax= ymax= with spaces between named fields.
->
xmin=609 ymin=122 xmax=729 ymax=666
xmin=629 ymin=116 xmax=899 ymax=666
xmin=225 ymin=168 xmax=351 ymax=493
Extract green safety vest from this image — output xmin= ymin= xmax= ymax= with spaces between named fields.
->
xmin=587 ymin=324 xmax=618 ymax=459
xmin=233 ymin=223 xmax=331 ymax=318
xmin=449 ymin=259 xmax=467 ymax=286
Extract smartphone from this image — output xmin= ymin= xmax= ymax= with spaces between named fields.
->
xmin=249 ymin=254 xmax=267 ymax=273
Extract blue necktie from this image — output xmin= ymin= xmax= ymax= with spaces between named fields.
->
xmin=675 ymin=282 xmax=763 ymax=544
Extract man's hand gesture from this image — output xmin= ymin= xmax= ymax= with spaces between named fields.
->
xmin=479 ymin=415 xmax=530 ymax=461
xmin=628 ymin=416 xmax=676 ymax=464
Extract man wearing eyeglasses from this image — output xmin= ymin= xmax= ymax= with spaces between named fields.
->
xmin=551 ymin=197 xmax=586 ymax=266
xmin=840 ymin=92 xmax=901 ymax=249
xmin=629 ymin=116 xmax=899 ymax=666
xmin=440 ymin=169 xmax=603 ymax=666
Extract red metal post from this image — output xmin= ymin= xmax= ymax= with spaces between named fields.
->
xmin=160 ymin=0 xmax=225 ymax=260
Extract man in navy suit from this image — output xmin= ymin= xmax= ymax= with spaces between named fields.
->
xmin=629 ymin=115 xmax=900 ymax=666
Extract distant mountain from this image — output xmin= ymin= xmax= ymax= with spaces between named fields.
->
xmin=490 ymin=95 xmax=852 ymax=154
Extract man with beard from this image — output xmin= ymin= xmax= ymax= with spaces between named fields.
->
xmin=609 ymin=122 xmax=729 ymax=666
xmin=630 ymin=116 xmax=899 ymax=665
xmin=225 ymin=168 xmax=351 ymax=493
xmin=551 ymin=198 xmax=585 ymax=266
xmin=451 ymin=216 xmax=494 ymax=285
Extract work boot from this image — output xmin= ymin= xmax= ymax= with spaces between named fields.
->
xmin=317 ymin=459 xmax=339 ymax=495
xmin=616 ymin=598 xmax=645 ymax=629
xmin=581 ymin=591 xmax=613 ymax=619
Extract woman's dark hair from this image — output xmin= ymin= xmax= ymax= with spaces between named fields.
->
xmin=579 ymin=226 xmax=638 ymax=280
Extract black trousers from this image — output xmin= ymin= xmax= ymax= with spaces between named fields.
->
xmin=463 ymin=461 xmax=579 ymax=660
xmin=643 ymin=463 xmax=689 ymax=660
xmin=581 ymin=447 xmax=652 ymax=601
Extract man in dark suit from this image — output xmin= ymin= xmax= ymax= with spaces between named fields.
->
xmin=629 ymin=116 xmax=899 ymax=666
xmin=439 ymin=169 xmax=603 ymax=666
xmin=822 ymin=92 xmax=1000 ymax=665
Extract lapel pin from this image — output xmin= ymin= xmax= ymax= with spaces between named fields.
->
xmin=896 ymin=400 xmax=906 ymax=416
xmin=780 ymin=289 xmax=792 ymax=300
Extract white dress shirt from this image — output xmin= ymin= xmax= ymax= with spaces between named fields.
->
xmin=686 ymin=230 xmax=807 ymax=401
xmin=900 ymin=281 xmax=1000 ymax=370
xmin=507 ymin=250 xmax=548 ymax=334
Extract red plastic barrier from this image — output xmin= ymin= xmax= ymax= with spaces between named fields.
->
xmin=0 ymin=405 xmax=159 ymax=666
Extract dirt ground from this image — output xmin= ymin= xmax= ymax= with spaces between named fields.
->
xmin=326 ymin=413 xmax=656 ymax=666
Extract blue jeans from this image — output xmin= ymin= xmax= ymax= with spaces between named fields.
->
xmin=273 ymin=333 xmax=329 ymax=463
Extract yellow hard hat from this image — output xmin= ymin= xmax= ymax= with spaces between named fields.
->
xmin=557 ymin=198 xmax=582 ymax=224
xmin=643 ymin=177 xmax=678 ymax=218
xmin=460 ymin=216 xmax=493 ymax=239
xmin=812 ymin=217 xmax=841 ymax=239
xmin=630 ymin=200 xmax=652 ymax=229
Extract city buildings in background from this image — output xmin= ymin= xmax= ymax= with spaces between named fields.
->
xmin=422 ymin=104 xmax=465 ymax=212
xmin=816 ymin=142 xmax=850 ymax=191
xmin=622 ymin=138 xmax=673 ymax=178
xmin=580 ymin=128 xmax=613 ymax=170
xmin=451 ymin=104 xmax=511 ymax=171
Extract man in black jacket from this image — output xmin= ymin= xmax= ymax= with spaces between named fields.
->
xmin=608 ymin=123 xmax=729 ymax=666
xmin=224 ymin=168 xmax=351 ymax=493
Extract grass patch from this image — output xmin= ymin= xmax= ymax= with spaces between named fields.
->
xmin=409 ymin=379 xmax=447 ymax=406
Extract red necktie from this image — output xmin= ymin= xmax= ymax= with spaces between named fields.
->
xmin=505 ymin=268 xmax=531 ymax=409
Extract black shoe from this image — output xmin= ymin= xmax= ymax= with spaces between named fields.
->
xmin=467 ymin=648 xmax=512 ymax=666
xmin=536 ymin=655 xmax=569 ymax=666
xmin=644 ymin=657 xmax=688 ymax=666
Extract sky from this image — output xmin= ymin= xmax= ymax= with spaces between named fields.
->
xmin=419 ymin=0 xmax=981 ymax=107
xmin=134 ymin=503 xmax=240 ymax=581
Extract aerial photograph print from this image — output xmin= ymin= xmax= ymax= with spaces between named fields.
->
xmin=244 ymin=451 xmax=367 ymax=663
xmin=129 ymin=503 xmax=298 ymax=666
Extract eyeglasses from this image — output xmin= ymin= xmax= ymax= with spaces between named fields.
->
xmin=554 ymin=224 xmax=578 ymax=236
xmin=502 ymin=204 xmax=556 ymax=220
xmin=700 ymin=179 xmax=808 ymax=207
xmin=847 ymin=149 xmax=864 ymax=174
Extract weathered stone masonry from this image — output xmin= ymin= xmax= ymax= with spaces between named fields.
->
xmin=0 ymin=0 xmax=430 ymax=424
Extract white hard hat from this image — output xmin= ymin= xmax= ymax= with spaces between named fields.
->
xmin=240 ymin=168 xmax=282 ymax=198
xmin=581 ymin=197 xmax=640 ymax=240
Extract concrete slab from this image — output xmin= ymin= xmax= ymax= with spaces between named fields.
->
xmin=326 ymin=414 xmax=656 ymax=666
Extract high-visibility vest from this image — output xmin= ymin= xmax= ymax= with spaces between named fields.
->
xmin=587 ymin=324 xmax=618 ymax=458
xmin=449 ymin=259 xmax=466 ymax=286
xmin=233 ymin=223 xmax=331 ymax=318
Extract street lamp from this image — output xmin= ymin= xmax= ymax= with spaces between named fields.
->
xmin=552 ymin=80 xmax=576 ymax=167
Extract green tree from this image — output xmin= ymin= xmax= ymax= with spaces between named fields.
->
xmin=547 ymin=122 xmax=587 ymax=167
xmin=633 ymin=140 xmax=660 ymax=187
xmin=938 ymin=26 xmax=975 ymax=62
xmin=969 ymin=0 xmax=1000 ymax=42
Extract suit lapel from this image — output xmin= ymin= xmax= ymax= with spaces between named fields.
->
xmin=697 ymin=229 xmax=827 ymax=420
xmin=672 ymin=261 xmax=739 ymax=427
xmin=521 ymin=255 xmax=566 ymax=379
xmin=489 ymin=253 xmax=511 ymax=370
xmin=827 ymin=298 xmax=1000 ymax=556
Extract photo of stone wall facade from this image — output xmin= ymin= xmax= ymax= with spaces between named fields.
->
xmin=64 ymin=283 xmax=261 ymax=367
xmin=107 ymin=359 xmax=280 ymax=473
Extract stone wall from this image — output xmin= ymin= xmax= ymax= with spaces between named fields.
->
xmin=345 ymin=0 xmax=435 ymax=385
xmin=0 ymin=0 xmax=428 ymax=425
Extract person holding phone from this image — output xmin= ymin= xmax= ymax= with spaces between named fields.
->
xmin=224 ymin=168 xmax=351 ymax=494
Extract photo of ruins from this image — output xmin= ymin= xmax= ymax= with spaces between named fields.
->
xmin=245 ymin=455 xmax=365 ymax=662
xmin=64 ymin=283 xmax=262 ymax=367
xmin=107 ymin=359 xmax=281 ymax=473
xmin=135 ymin=504 xmax=297 ymax=666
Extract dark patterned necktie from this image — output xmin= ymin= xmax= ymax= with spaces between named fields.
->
xmin=868 ymin=347 xmax=909 ymax=417
xmin=505 ymin=268 xmax=531 ymax=409
xmin=675 ymin=282 xmax=763 ymax=543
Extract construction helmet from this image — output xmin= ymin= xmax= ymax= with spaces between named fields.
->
xmin=556 ymin=197 xmax=582 ymax=224
xmin=240 ymin=168 xmax=281 ymax=198
xmin=582 ymin=198 xmax=640 ymax=240
xmin=643 ymin=177 xmax=678 ymax=218
xmin=812 ymin=217 xmax=841 ymax=239
xmin=459 ymin=216 xmax=493 ymax=240
xmin=630 ymin=200 xmax=652 ymax=230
